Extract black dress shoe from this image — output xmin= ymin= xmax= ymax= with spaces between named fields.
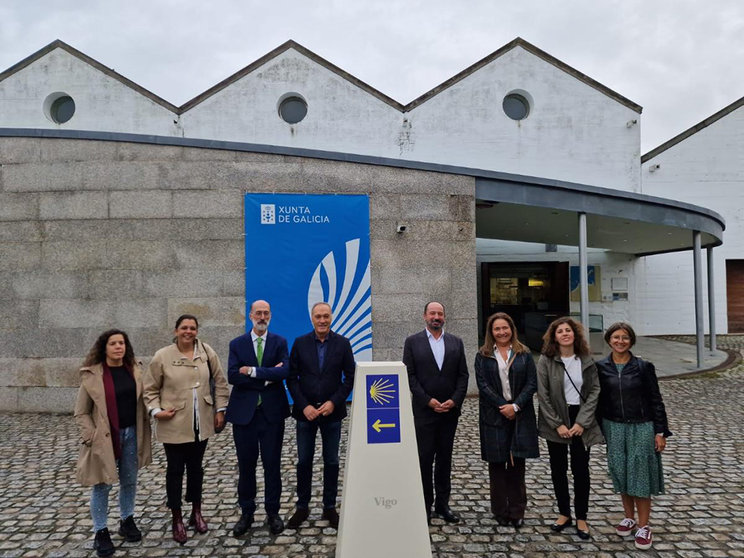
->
xmin=232 ymin=513 xmax=253 ymax=537
xmin=576 ymin=522 xmax=591 ymax=540
xmin=512 ymin=518 xmax=524 ymax=529
xmin=550 ymin=517 xmax=572 ymax=532
xmin=496 ymin=516 xmax=511 ymax=527
xmin=287 ymin=507 xmax=309 ymax=529
xmin=321 ymin=507 xmax=339 ymax=529
xmin=267 ymin=514 xmax=284 ymax=535
xmin=434 ymin=506 xmax=460 ymax=524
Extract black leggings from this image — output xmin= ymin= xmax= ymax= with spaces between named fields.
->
xmin=546 ymin=405 xmax=591 ymax=520
xmin=163 ymin=440 xmax=208 ymax=509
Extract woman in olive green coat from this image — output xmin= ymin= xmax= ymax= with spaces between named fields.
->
xmin=537 ymin=317 xmax=602 ymax=541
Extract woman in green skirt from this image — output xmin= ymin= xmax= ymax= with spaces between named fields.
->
xmin=596 ymin=322 xmax=671 ymax=551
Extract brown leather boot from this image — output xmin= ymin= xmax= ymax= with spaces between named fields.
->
xmin=171 ymin=508 xmax=187 ymax=544
xmin=188 ymin=502 xmax=208 ymax=533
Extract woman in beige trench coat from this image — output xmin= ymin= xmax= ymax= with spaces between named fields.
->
xmin=143 ymin=314 xmax=229 ymax=544
xmin=74 ymin=329 xmax=152 ymax=558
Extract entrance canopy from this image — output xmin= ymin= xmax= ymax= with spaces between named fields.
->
xmin=474 ymin=170 xmax=724 ymax=367
xmin=475 ymin=173 xmax=723 ymax=255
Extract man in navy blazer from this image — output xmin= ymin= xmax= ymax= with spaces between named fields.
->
xmin=226 ymin=300 xmax=290 ymax=536
xmin=403 ymin=301 xmax=469 ymax=524
xmin=286 ymin=302 xmax=355 ymax=530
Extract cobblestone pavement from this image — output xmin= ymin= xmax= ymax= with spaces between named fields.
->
xmin=2 ymin=364 xmax=743 ymax=558
xmin=658 ymin=334 xmax=744 ymax=354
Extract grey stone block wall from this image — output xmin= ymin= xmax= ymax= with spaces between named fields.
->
xmin=0 ymin=136 xmax=478 ymax=412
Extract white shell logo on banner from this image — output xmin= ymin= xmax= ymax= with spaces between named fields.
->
xmin=307 ymin=238 xmax=372 ymax=361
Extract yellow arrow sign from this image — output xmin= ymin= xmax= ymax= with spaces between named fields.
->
xmin=372 ymin=418 xmax=396 ymax=433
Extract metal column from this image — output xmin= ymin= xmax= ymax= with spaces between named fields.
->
xmin=693 ymin=231 xmax=704 ymax=367
xmin=578 ymin=213 xmax=589 ymax=331
xmin=707 ymin=247 xmax=716 ymax=352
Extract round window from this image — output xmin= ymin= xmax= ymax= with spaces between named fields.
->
xmin=50 ymin=95 xmax=75 ymax=124
xmin=502 ymin=93 xmax=530 ymax=121
xmin=43 ymin=92 xmax=76 ymax=124
xmin=278 ymin=96 xmax=307 ymax=124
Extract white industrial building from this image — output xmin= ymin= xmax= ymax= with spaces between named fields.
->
xmin=0 ymin=38 xmax=735 ymax=410
xmin=640 ymin=98 xmax=744 ymax=334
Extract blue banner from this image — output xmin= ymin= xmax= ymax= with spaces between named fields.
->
xmin=244 ymin=194 xmax=372 ymax=360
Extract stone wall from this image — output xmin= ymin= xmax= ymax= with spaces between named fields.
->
xmin=0 ymin=136 xmax=477 ymax=412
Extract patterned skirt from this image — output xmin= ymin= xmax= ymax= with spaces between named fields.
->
xmin=603 ymin=419 xmax=665 ymax=498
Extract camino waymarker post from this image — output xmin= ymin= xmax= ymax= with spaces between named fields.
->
xmin=336 ymin=362 xmax=432 ymax=558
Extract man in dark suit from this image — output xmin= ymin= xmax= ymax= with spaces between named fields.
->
xmin=286 ymin=302 xmax=355 ymax=530
xmin=226 ymin=299 xmax=290 ymax=536
xmin=403 ymin=301 xmax=469 ymax=524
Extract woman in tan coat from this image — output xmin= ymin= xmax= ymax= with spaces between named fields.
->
xmin=143 ymin=314 xmax=229 ymax=544
xmin=74 ymin=329 xmax=152 ymax=558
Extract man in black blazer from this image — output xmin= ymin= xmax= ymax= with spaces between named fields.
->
xmin=286 ymin=302 xmax=355 ymax=530
xmin=403 ymin=301 xmax=469 ymax=524
xmin=226 ymin=300 xmax=290 ymax=536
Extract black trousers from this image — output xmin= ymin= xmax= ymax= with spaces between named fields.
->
xmin=233 ymin=407 xmax=285 ymax=515
xmin=414 ymin=412 xmax=459 ymax=512
xmin=546 ymin=405 xmax=591 ymax=520
xmin=163 ymin=439 xmax=208 ymax=510
xmin=488 ymin=458 xmax=527 ymax=520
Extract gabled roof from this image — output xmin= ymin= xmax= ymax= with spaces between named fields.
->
xmin=0 ymin=38 xmax=642 ymax=117
xmin=180 ymin=40 xmax=406 ymax=112
xmin=642 ymin=95 xmax=744 ymax=162
xmin=0 ymin=39 xmax=179 ymax=113
xmin=183 ymin=37 xmax=642 ymax=115
xmin=405 ymin=37 xmax=643 ymax=113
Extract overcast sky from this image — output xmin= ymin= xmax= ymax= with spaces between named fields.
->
xmin=1 ymin=0 xmax=742 ymax=152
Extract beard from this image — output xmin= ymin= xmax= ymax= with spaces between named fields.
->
xmin=426 ymin=318 xmax=444 ymax=331
xmin=252 ymin=319 xmax=269 ymax=333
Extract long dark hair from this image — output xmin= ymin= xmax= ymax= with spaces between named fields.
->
xmin=83 ymin=329 xmax=135 ymax=368
xmin=479 ymin=312 xmax=528 ymax=357
xmin=541 ymin=316 xmax=591 ymax=358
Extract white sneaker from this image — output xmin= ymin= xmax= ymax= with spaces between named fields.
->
xmin=634 ymin=525 xmax=653 ymax=550
xmin=616 ymin=517 xmax=636 ymax=537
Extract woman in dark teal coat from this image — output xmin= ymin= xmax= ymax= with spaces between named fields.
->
xmin=475 ymin=312 xmax=539 ymax=530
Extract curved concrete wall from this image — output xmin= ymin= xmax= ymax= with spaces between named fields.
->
xmin=0 ymin=136 xmax=477 ymax=412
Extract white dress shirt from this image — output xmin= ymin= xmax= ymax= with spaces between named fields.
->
xmin=426 ymin=329 xmax=445 ymax=371
xmin=494 ymin=346 xmax=513 ymax=401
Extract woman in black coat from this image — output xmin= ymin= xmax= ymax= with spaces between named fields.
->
xmin=475 ymin=312 xmax=539 ymax=529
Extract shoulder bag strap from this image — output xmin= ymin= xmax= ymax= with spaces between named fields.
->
xmin=561 ymin=359 xmax=587 ymax=403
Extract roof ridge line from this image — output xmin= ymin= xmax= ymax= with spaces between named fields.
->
xmin=179 ymin=39 xmax=406 ymax=112
xmin=404 ymin=37 xmax=642 ymax=113
xmin=0 ymin=39 xmax=179 ymax=113
xmin=1 ymin=38 xmax=642 ymax=117
xmin=642 ymin=95 xmax=744 ymax=162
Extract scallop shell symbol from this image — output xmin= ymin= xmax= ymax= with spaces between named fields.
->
xmin=307 ymin=238 xmax=372 ymax=360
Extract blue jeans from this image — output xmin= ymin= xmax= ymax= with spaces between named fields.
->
xmin=296 ymin=419 xmax=341 ymax=509
xmin=90 ymin=426 xmax=138 ymax=532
